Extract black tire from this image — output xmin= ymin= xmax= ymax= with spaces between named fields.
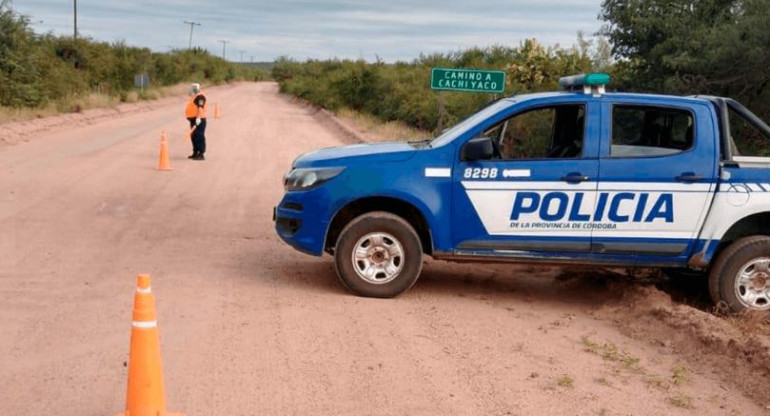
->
xmin=708 ymin=236 xmax=770 ymax=313
xmin=333 ymin=212 xmax=423 ymax=298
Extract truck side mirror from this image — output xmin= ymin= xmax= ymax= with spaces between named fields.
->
xmin=462 ymin=137 xmax=495 ymax=161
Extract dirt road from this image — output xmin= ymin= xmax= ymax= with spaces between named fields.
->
xmin=1 ymin=82 xmax=768 ymax=416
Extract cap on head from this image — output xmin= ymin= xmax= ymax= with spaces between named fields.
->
xmin=189 ymin=83 xmax=201 ymax=95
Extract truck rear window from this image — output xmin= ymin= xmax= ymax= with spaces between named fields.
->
xmin=729 ymin=108 xmax=770 ymax=157
xmin=611 ymin=105 xmax=694 ymax=157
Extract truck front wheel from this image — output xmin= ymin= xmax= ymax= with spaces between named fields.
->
xmin=709 ymin=236 xmax=770 ymax=313
xmin=333 ymin=212 xmax=423 ymax=298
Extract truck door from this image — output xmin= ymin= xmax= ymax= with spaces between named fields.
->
xmin=452 ymin=100 xmax=601 ymax=256
xmin=593 ymin=99 xmax=718 ymax=257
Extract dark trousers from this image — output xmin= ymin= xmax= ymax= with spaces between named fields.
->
xmin=187 ymin=118 xmax=207 ymax=154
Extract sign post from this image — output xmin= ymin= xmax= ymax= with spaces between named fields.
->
xmin=436 ymin=91 xmax=446 ymax=133
xmin=430 ymin=67 xmax=506 ymax=132
xmin=134 ymin=74 xmax=149 ymax=92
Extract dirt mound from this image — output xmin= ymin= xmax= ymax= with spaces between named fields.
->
xmin=596 ymin=283 xmax=770 ymax=407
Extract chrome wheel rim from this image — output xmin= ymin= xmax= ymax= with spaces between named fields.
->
xmin=734 ymin=258 xmax=770 ymax=310
xmin=351 ymin=232 xmax=404 ymax=285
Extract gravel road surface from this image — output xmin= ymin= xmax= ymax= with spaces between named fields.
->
xmin=1 ymin=82 xmax=766 ymax=416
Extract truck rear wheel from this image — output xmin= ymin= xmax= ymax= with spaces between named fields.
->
xmin=333 ymin=212 xmax=423 ymax=298
xmin=709 ymin=236 xmax=770 ymax=313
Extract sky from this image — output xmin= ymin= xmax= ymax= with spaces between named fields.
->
xmin=13 ymin=0 xmax=605 ymax=62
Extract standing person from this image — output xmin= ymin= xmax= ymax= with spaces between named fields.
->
xmin=185 ymin=83 xmax=207 ymax=160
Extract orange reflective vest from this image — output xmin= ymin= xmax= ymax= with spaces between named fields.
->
xmin=185 ymin=92 xmax=207 ymax=119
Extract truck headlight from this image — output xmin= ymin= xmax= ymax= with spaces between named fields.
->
xmin=283 ymin=167 xmax=344 ymax=191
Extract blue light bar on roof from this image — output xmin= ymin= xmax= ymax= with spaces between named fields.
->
xmin=559 ymin=73 xmax=611 ymax=91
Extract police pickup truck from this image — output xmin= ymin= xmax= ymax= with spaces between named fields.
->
xmin=275 ymin=73 xmax=770 ymax=313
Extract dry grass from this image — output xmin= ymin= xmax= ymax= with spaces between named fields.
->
xmin=138 ymin=83 xmax=191 ymax=101
xmin=0 ymin=93 xmax=121 ymax=123
xmin=581 ymin=336 xmax=640 ymax=368
xmin=671 ymin=364 xmax=689 ymax=386
xmin=556 ymin=374 xmax=574 ymax=388
xmin=0 ymin=103 xmax=60 ymax=122
xmin=0 ymin=83 xmax=191 ymax=123
xmin=336 ymin=108 xmax=428 ymax=141
xmin=668 ymin=391 xmax=694 ymax=408
xmin=70 ymin=93 xmax=120 ymax=111
xmin=644 ymin=374 xmax=669 ymax=391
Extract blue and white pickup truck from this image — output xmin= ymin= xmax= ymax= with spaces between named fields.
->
xmin=274 ymin=73 xmax=770 ymax=313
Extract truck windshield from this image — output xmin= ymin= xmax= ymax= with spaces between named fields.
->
xmin=430 ymin=100 xmax=515 ymax=147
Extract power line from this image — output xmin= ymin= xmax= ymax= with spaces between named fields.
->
xmin=218 ymin=40 xmax=229 ymax=60
xmin=183 ymin=20 xmax=201 ymax=50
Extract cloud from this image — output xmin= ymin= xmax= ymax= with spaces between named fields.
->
xmin=13 ymin=0 xmax=604 ymax=62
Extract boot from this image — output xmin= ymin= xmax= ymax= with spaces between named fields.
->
xmin=188 ymin=151 xmax=198 ymax=159
xmin=193 ymin=153 xmax=205 ymax=161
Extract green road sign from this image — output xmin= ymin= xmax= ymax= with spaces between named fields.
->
xmin=430 ymin=67 xmax=506 ymax=93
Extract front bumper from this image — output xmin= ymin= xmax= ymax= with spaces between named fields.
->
xmin=273 ymin=189 xmax=332 ymax=256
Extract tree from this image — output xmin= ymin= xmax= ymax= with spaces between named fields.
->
xmin=600 ymin=0 xmax=770 ymax=119
xmin=0 ymin=0 xmax=44 ymax=106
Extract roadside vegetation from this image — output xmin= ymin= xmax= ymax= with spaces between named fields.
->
xmin=273 ymin=36 xmax=608 ymax=134
xmin=334 ymin=108 xmax=428 ymax=141
xmin=0 ymin=1 xmax=266 ymax=119
xmin=275 ymin=0 xmax=770 ymax=136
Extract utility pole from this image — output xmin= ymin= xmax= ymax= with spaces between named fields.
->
xmin=73 ymin=0 xmax=78 ymax=40
xmin=250 ymin=56 xmax=255 ymax=63
xmin=218 ymin=40 xmax=228 ymax=60
xmin=239 ymin=50 xmax=245 ymax=63
xmin=183 ymin=20 xmax=201 ymax=49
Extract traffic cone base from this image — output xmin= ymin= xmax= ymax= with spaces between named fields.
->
xmin=114 ymin=274 xmax=185 ymax=416
xmin=156 ymin=132 xmax=172 ymax=171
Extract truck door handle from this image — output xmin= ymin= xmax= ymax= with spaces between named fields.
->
xmin=561 ymin=173 xmax=589 ymax=183
xmin=675 ymin=173 xmax=702 ymax=183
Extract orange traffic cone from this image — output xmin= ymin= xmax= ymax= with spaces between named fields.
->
xmin=214 ymin=103 xmax=220 ymax=120
xmin=115 ymin=274 xmax=185 ymax=416
xmin=156 ymin=132 xmax=172 ymax=171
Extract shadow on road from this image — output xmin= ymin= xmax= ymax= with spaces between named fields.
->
xmin=413 ymin=263 xmax=629 ymax=308
xmin=259 ymin=252 xmax=714 ymax=310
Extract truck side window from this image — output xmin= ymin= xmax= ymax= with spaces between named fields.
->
xmin=483 ymin=105 xmax=585 ymax=159
xmin=611 ymin=106 xmax=694 ymax=157
xmin=728 ymin=108 xmax=770 ymax=156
